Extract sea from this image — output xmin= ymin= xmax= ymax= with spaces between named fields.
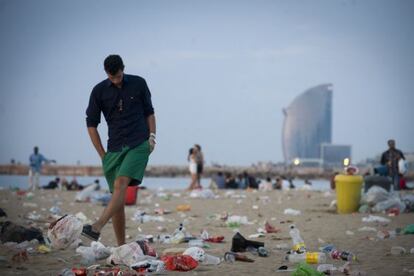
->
xmin=0 ymin=175 xmax=331 ymax=191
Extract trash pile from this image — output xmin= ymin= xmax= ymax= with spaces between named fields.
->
xmin=359 ymin=186 xmax=414 ymax=215
xmin=274 ymin=224 xmax=365 ymax=275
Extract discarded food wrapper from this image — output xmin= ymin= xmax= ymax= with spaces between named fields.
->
xmin=176 ymin=204 xmax=191 ymax=212
xmin=161 ymin=255 xmax=198 ymax=271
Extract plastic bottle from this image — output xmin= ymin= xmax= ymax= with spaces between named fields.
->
xmin=203 ymin=254 xmax=221 ymax=265
xmin=286 ymin=252 xmax=326 ymax=264
xmin=321 ymin=245 xmax=356 ymax=261
xmin=377 ymin=229 xmax=401 ymax=240
xmin=170 ymin=223 xmax=185 ymax=244
xmin=317 ymin=264 xmax=337 ymax=273
xmin=289 ymin=224 xmax=306 ymax=253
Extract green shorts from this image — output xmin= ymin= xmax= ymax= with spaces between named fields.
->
xmin=102 ymin=140 xmax=150 ymax=193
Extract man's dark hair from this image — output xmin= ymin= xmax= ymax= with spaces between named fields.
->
xmin=104 ymin=55 xmax=124 ymax=75
xmin=195 ymin=144 xmax=201 ymax=151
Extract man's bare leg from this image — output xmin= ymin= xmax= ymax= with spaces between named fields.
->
xmin=92 ymin=176 xmax=130 ymax=233
xmin=112 ymin=206 xmax=126 ymax=246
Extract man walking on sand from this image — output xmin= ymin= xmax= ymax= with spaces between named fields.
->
xmin=83 ymin=55 xmax=156 ymax=245
xmin=28 ymin=146 xmax=55 ymax=191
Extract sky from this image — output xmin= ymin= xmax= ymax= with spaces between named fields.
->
xmin=0 ymin=0 xmax=413 ymax=166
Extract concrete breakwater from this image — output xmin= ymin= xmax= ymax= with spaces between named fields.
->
xmin=0 ymin=164 xmax=412 ymax=181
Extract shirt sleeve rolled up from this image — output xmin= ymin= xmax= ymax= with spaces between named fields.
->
xmin=141 ymin=79 xmax=155 ymax=117
xmin=86 ymin=88 xmax=101 ymax=127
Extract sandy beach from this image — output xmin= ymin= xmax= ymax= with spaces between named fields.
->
xmin=0 ymin=187 xmax=413 ymax=275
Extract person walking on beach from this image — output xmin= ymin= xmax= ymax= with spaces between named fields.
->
xmin=28 ymin=146 xmax=55 ymax=191
xmin=381 ymin=139 xmax=405 ymax=191
xmin=194 ymin=144 xmax=204 ymax=186
xmin=83 ymin=55 xmax=156 ymax=245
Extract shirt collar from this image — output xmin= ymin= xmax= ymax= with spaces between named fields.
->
xmin=106 ymin=74 xmax=128 ymax=87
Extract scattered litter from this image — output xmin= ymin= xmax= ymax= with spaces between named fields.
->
xmin=107 ymin=240 xmax=157 ymax=267
xmin=346 ymin=230 xmax=355 ymax=236
xmin=189 ymin=189 xmax=217 ymax=199
xmin=362 ymin=215 xmax=390 ymax=223
xmin=358 ymin=226 xmax=377 ymax=232
xmin=76 ymin=241 xmax=111 ymax=265
xmin=0 ymin=221 xmax=44 ymax=243
xmin=390 ymin=246 xmax=406 ymax=255
xmin=176 ymin=204 xmax=191 ymax=212
xmin=23 ymin=202 xmax=38 ymax=208
xmin=226 ymin=216 xmax=251 ymax=228
xmin=284 ymin=208 xmax=301 ymax=216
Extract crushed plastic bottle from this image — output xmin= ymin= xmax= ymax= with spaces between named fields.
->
xmin=289 ymin=224 xmax=306 ymax=253
xmin=286 ymin=252 xmax=326 ymax=264
xmin=321 ymin=245 xmax=356 ymax=261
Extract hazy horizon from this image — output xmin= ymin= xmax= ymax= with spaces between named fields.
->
xmin=1 ymin=0 xmax=413 ymax=166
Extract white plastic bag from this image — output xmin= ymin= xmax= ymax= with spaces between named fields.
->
xmin=361 ymin=215 xmax=390 ymax=223
xmin=75 ymin=184 xmax=98 ymax=202
xmin=361 ymin=186 xmax=389 ymax=205
xmin=372 ymin=195 xmax=406 ymax=213
xmin=76 ymin=241 xmax=111 ymax=264
xmin=107 ymin=241 xmax=155 ymax=267
xmin=47 ymin=215 xmax=83 ymax=249
xmin=283 ymin=208 xmax=301 ymax=216
xmin=399 ymin=159 xmax=408 ymax=175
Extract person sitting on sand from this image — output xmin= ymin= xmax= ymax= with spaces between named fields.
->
xmin=225 ymin=172 xmax=238 ymax=189
xmin=42 ymin=177 xmax=60 ymax=190
xmin=210 ymin=171 xmax=225 ymax=189
xmin=274 ymin=177 xmax=283 ymax=190
xmin=259 ymin=177 xmax=273 ymax=191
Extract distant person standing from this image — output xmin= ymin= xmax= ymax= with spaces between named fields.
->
xmin=28 ymin=146 xmax=55 ymax=191
xmin=381 ymin=139 xmax=405 ymax=191
xmin=194 ymin=144 xmax=204 ymax=185
xmin=83 ymin=55 xmax=156 ymax=246
xmin=187 ymin=148 xmax=199 ymax=190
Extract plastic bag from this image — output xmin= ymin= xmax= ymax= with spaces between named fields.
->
xmin=398 ymin=159 xmax=408 ymax=175
xmin=47 ymin=215 xmax=82 ymax=249
xmin=107 ymin=241 xmax=156 ymax=267
xmin=361 ymin=186 xmax=389 ymax=205
xmin=284 ymin=208 xmax=301 ymax=216
xmin=75 ymin=184 xmax=98 ymax=202
xmin=161 ymin=255 xmax=198 ymax=271
xmin=361 ymin=215 xmax=390 ymax=223
xmin=372 ymin=195 xmax=406 ymax=213
xmin=76 ymin=241 xmax=111 ymax=265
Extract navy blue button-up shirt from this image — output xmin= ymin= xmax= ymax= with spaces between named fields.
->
xmin=86 ymin=74 xmax=154 ymax=152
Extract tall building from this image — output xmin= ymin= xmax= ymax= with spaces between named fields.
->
xmin=282 ymin=84 xmax=333 ymax=163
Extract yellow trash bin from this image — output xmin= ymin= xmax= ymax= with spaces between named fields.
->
xmin=335 ymin=174 xmax=363 ymax=214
